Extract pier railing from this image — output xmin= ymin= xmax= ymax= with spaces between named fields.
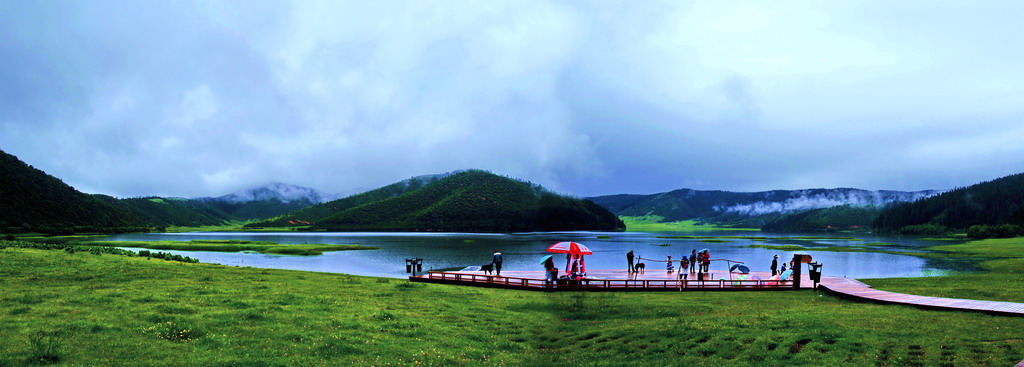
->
xmin=412 ymin=271 xmax=794 ymax=291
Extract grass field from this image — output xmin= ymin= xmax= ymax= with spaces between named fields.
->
xmin=620 ymin=216 xmax=759 ymax=232
xmin=1 ymin=238 xmax=1023 ymax=366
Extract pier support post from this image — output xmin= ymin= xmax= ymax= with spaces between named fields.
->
xmin=791 ymin=254 xmax=809 ymax=289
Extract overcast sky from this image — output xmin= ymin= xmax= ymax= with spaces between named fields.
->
xmin=2 ymin=1 xmax=1023 ymax=198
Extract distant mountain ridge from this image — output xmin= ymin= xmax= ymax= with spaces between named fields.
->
xmin=588 ymin=188 xmax=938 ymax=227
xmin=189 ymin=182 xmax=343 ymax=221
xmin=247 ymin=170 xmax=624 ymax=232
xmin=205 ymin=182 xmax=341 ymax=204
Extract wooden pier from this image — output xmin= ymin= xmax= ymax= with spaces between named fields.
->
xmin=409 ymin=269 xmax=807 ymax=291
xmin=411 ymin=269 xmax=1024 ymax=317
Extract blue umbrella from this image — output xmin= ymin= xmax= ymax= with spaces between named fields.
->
xmin=730 ymin=264 xmax=750 ymax=274
xmin=539 ymin=254 xmax=553 ymax=265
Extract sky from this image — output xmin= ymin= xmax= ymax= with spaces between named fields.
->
xmin=2 ymin=1 xmax=1023 ymax=199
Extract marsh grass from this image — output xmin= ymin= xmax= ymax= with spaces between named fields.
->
xmin=75 ymin=240 xmax=377 ymax=255
xmin=26 ymin=329 xmax=65 ymax=365
xmin=1 ymin=238 xmax=1022 ymax=366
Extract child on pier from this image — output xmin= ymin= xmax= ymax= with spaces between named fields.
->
xmin=666 ymin=255 xmax=674 ymax=273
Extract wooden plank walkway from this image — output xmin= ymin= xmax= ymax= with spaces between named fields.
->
xmin=413 ymin=269 xmax=1024 ymax=318
xmin=410 ymin=269 xmax=806 ymax=291
xmin=818 ymin=277 xmax=1024 ymax=317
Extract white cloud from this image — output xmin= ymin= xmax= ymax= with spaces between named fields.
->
xmin=172 ymin=84 xmax=219 ymax=128
xmin=1 ymin=0 xmax=1023 ymax=198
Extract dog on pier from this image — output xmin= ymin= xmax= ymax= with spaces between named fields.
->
xmin=634 ymin=262 xmax=645 ymax=273
xmin=480 ymin=263 xmax=494 ymax=275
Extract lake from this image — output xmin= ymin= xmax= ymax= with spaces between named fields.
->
xmin=99 ymin=231 xmax=964 ymax=279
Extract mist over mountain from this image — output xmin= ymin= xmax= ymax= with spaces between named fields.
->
xmin=588 ymin=188 xmax=939 ymax=225
xmin=207 ymin=182 xmax=341 ymax=204
xmin=712 ymin=189 xmax=939 ymax=216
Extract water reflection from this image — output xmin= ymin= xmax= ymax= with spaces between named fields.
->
xmin=101 ymin=231 xmax=957 ymax=279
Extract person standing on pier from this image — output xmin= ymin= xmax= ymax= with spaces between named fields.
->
xmin=771 ymin=255 xmax=779 ymax=276
xmin=543 ymin=255 xmax=556 ymax=286
xmin=704 ymin=250 xmax=712 ymax=273
xmin=492 ymin=249 xmax=503 ymax=276
xmin=666 ymin=255 xmax=674 ymax=273
xmin=627 ymin=250 xmax=635 ymax=273
xmin=690 ymin=249 xmax=698 ymax=274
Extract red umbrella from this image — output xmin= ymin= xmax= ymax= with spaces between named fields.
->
xmin=547 ymin=242 xmax=592 ymax=276
xmin=546 ymin=241 xmax=593 ymax=255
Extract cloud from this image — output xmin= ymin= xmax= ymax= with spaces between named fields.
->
xmin=1 ymin=0 xmax=1023 ymax=198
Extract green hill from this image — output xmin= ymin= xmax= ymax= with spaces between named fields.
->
xmin=874 ymin=172 xmax=1024 ymax=236
xmin=99 ymin=196 xmax=233 ymax=227
xmin=245 ymin=174 xmax=449 ymax=228
xmin=0 ymin=149 xmax=146 ymax=234
xmin=248 ymin=170 xmax=624 ymax=232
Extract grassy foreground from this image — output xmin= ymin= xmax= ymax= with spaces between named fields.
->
xmin=75 ymin=239 xmax=377 ymax=256
xmin=621 ymin=216 xmax=758 ymax=232
xmin=2 ymin=244 xmax=1023 ymax=366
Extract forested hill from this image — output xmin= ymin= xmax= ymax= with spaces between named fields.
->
xmin=0 ymin=149 xmax=145 ymax=233
xmin=247 ymin=170 xmax=625 ymax=232
xmin=874 ymin=172 xmax=1024 ymax=234
xmin=96 ymin=196 xmax=233 ymax=228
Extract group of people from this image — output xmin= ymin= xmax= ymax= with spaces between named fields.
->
xmin=540 ymin=252 xmax=586 ymax=285
xmin=769 ymin=254 xmax=795 ymax=276
xmin=627 ymin=249 xmax=712 ymax=279
xmin=496 ymin=248 xmax=795 ymax=283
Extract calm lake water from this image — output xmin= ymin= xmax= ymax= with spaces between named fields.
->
xmin=100 ymin=231 xmax=965 ymax=279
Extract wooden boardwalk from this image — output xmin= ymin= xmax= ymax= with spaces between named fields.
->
xmin=410 ymin=269 xmax=808 ymax=291
xmin=412 ymin=269 xmax=1024 ymax=317
xmin=818 ymin=277 xmax=1024 ymax=317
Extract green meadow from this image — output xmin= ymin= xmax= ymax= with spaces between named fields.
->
xmin=620 ymin=216 xmax=759 ymax=232
xmin=1 ymin=238 xmax=1022 ymax=366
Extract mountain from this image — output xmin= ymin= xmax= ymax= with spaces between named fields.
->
xmin=194 ymin=183 xmax=338 ymax=220
xmin=210 ymin=182 xmax=339 ymax=204
xmin=0 ymin=149 xmax=146 ymax=234
xmin=246 ymin=170 xmax=625 ymax=232
xmin=874 ymin=172 xmax=1024 ymax=235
